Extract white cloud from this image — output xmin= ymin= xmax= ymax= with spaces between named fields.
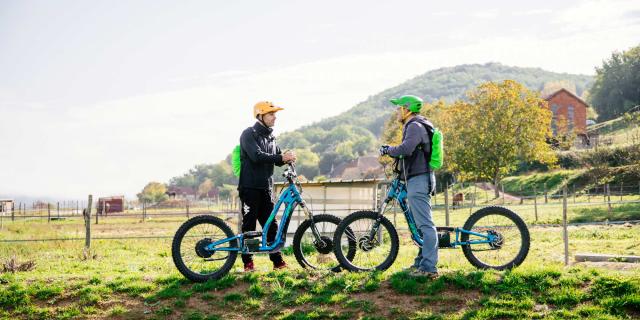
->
xmin=512 ymin=9 xmax=553 ymax=16
xmin=553 ymin=0 xmax=640 ymax=33
xmin=470 ymin=9 xmax=501 ymax=19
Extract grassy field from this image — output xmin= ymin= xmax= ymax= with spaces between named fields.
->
xmin=588 ymin=116 xmax=640 ymax=148
xmin=1 ymin=214 xmax=639 ymax=320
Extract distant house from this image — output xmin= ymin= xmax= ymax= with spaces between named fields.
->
xmin=165 ymin=185 xmax=219 ymax=200
xmin=543 ymin=88 xmax=588 ymax=135
xmin=330 ymin=156 xmax=384 ymax=180
xmin=166 ymin=186 xmax=196 ymax=200
xmin=0 ymin=199 xmax=13 ymax=214
xmin=205 ymin=187 xmax=219 ymax=199
xmin=97 ymin=196 xmax=124 ymax=214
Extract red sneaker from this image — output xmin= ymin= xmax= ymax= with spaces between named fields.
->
xmin=244 ymin=261 xmax=255 ymax=272
xmin=273 ymin=261 xmax=287 ymax=270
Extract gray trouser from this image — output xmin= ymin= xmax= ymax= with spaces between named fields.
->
xmin=407 ymin=173 xmax=438 ymax=273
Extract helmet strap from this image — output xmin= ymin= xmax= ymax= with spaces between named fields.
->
xmin=401 ymin=107 xmax=413 ymax=123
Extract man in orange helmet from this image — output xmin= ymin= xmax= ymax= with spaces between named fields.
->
xmin=238 ymin=101 xmax=296 ymax=271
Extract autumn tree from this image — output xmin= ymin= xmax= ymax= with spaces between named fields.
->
xmin=447 ymin=80 xmax=556 ymax=197
xmin=197 ymin=178 xmax=213 ymax=199
xmin=137 ymin=182 xmax=168 ymax=204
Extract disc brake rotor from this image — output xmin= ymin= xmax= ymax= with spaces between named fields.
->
xmin=358 ymin=235 xmax=376 ymax=252
xmin=314 ymin=236 xmax=334 ymax=254
xmin=488 ymin=230 xmax=504 ymax=249
xmin=195 ymin=238 xmax=214 ymax=258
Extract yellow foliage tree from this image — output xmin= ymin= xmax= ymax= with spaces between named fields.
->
xmin=448 ymin=80 xmax=557 ymax=197
xmin=197 ymin=178 xmax=213 ymax=199
xmin=137 ymin=182 xmax=168 ymax=204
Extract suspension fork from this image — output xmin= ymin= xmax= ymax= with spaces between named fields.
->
xmin=367 ymin=200 xmax=389 ymax=241
xmin=300 ymin=201 xmax=324 ymax=242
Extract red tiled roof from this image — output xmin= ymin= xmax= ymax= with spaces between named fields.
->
xmin=543 ymin=88 xmax=590 ymax=107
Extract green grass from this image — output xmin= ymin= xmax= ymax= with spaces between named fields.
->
xmin=571 ymin=202 xmax=640 ymax=223
xmin=1 ymin=218 xmax=640 ymax=319
xmin=501 ymin=169 xmax=582 ymax=196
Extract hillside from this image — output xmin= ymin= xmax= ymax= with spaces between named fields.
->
xmin=169 ymin=63 xmax=593 ymax=189
xmin=297 ymin=62 xmax=592 ymax=138
xmin=276 ymin=63 xmax=593 ymax=177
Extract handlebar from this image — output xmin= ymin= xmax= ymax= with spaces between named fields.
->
xmin=282 ymin=162 xmax=298 ymax=180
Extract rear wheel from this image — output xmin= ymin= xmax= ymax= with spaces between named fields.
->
xmin=333 ymin=210 xmax=399 ymax=272
xmin=293 ymin=214 xmax=356 ymax=271
xmin=461 ymin=206 xmax=530 ymax=270
xmin=172 ymin=215 xmax=238 ymax=282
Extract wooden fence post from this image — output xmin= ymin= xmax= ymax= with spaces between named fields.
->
xmin=544 ymin=182 xmax=548 ymax=204
xmin=186 ymin=201 xmax=190 ymax=218
xmin=95 ymin=200 xmax=100 ymax=225
xmin=533 ymin=185 xmax=538 ymax=222
xmin=606 ymin=184 xmax=612 ymax=217
xmin=620 ymin=182 xmax=623 ymax=202
xmin=47 ymin=203 xmax=51 ymax=223
xmin=562 ymin=185 xmax=569 ymax=266
xmin=519 ymin=185 xmax=523 ymax=205
xmin=323 ymin=185 xmax=328 ymax=214
xmin=501 ymin=184 xmax=505 ymax=204
xmin=84 ymin=195 xmax=92 ymax=253
xmin=444 ymin=183 xmax=450 ymax=226
xmin=11 ymin=202 xmax=15 ymax=221
xmin=473 ymin=183 xmax=477 ymax=207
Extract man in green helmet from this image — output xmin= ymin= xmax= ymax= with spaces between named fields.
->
xmin=380 ymin=95 xmax=439 ymax=278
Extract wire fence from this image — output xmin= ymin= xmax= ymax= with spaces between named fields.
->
xmin=1 ymin=182 xmax=639 ymax=249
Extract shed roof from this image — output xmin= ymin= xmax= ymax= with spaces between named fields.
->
xmin=544 ymin=88 xmax=589 ymax=107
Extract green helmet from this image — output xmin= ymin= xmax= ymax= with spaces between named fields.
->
xmin=390 ymin=95 xmax=423 ymax=113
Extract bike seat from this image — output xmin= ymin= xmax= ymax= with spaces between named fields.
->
xmin=436 ymin=226 xmax=455 ymax=232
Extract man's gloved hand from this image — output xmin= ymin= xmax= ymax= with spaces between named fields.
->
xmin=379 ymin=145 xmax=390 ymax=156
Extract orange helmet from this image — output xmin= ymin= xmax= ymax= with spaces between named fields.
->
xmin=253 ymin=101 xmax=284 ymax=118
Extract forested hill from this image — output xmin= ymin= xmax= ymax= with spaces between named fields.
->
xmin=169 ymin=63 xmax=593 ymax=189
xmin=275 ymin=63 xmax=593 ymax=177
xmin=291 ymin=62 xmax=593 ymax=138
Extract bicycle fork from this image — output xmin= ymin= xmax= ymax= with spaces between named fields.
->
xmin=299 ymin=200 xmax=327 ymax=246
xmin=366 ymin=200 xmax=389 ymax=246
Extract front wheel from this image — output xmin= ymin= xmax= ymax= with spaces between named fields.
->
xmin=460 ymin=206 xmax=530 ymax=270
xmin=172 ymin=215 xmax=238 ymax=282
xmin=293 ymin=214 xmax=356 ymax=271
xmin=333 ymin=210 xmax=399 ymax=272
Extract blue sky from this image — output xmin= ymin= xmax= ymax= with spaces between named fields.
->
xmin=1 ymin=0 xmax=639 ymax=199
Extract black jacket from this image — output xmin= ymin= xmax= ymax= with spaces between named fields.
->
xmin=238 ymin=122 xmax=285 ymax=190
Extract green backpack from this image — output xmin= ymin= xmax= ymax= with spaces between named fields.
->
xmin=429 ymin=128 xmax=443 ymax=170
xmin=412 ymin=118 xmax=444 ymax=170
xmin=231 ymin=145 xmax=242 ymax=177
